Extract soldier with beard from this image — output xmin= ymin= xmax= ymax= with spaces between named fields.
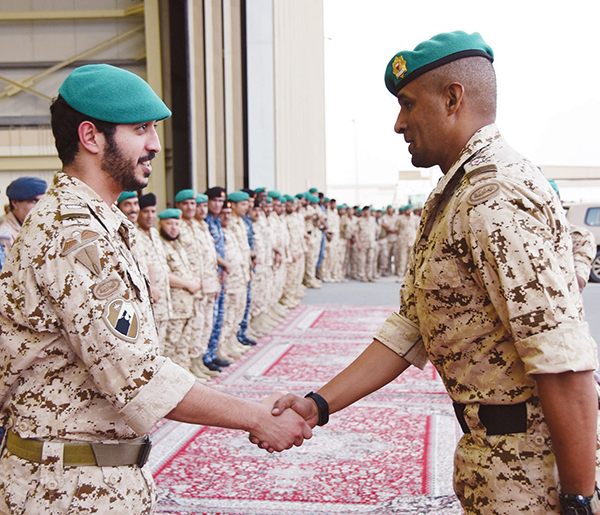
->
xmin=0 ymin=64 xmax=311 ymax=514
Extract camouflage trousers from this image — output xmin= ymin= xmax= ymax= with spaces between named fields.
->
xmin=454 ymin=396 xmax=600 ymax=514
xmin=0 ymin=449 xmax=156 ymax=514
xmin=357 ymin=247 xmax=375 ymax=281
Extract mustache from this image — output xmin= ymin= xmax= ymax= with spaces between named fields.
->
xmin=138 ymin=151 xmax=156 ymax=164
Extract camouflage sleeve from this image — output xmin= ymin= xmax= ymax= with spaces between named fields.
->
xmin=33 ymin=225 xmax=196 ymax=434
xmin=569 ymin=222 xmax=596 ymax=280
xmin=464 ymin=184 xmax=597 ymax=376
xmin=373 ymin=249 xmax=427 ymax=369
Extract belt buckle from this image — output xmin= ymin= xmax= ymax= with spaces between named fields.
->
xmin=137 ymin=436 xmax=152 ymax=467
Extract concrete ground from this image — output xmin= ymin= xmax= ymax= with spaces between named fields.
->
xmin=304 ymin=277 xmax=600 ymax=359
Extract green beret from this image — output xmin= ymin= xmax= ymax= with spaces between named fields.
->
xmin=324 ymin=197 xmax=330 ymax=202
xmin=267 ymin=190 xmax=281 ymax=199
xmin=158 ymin=208 xmax=182 ymax=220
xmin=175 ymin=189 xmax=196 ymax=203
xmin=266 ymin=197 xmax=272 ymax=204
xmin=195 ymin=193 xmax=208 ymax=204
xmin=254 ymin=187 xmax=266 ymax=193
xmin=356 ymin=208 xmax=363 ymax=214
xmin=59 ymin=64 xmax=172 ymax=123
xmin=117 ymin=191 xmax=137 ymax=204
xmin=228 ymin=190 xmax=250 ymax=202
xmin=308 ymin=188 xmax=318 ymax=194
xmin=384 ymin=31 xmax=493 ymax=97
xmin=309 ymin=194 xmax=319 ymax=204
xmin=295 ymin=192 xmax=305 ymax=199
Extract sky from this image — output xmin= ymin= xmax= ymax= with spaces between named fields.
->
xmin=323 ymin=0 xmax=600 ymax=205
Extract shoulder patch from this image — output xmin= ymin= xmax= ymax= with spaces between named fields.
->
xmin=93 ymin=274 xmax=122 ymax=300
xmin=61 ymin=229 xmax=100 ymax=257
xmin=74 ymin=245 xmax=102 ymax=276
xmin=464 ymin=163 xmax=498 ymax=185
xmin=103 ymin=298 xmax=140 ymax=342
xmin=467 ymin=181 xmax=501 ymax=206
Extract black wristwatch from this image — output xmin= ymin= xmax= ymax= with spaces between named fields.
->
xmin=559 ymin=486 xmax=600 ymax=515
xmin=304 ymin=392 xmax=329 ymax=426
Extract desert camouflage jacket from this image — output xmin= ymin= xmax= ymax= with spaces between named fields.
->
xmin=0 ymin=171 xmax=195 ymax=441
xmin=375 ymin=124 xmax=597 ymax=404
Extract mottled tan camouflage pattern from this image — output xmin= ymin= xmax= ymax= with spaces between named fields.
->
xmin=160 ymin=237 xmax=198 ymax=368
xmin=357 ymin=216 xmax=377 ymax=281
xmin=250 ymin=212 xmax=273 ymax=320
xmin=375 ymin=125 xmax=599 ymax=512
xmin=569 ymin=222 xmax=596 ymax=280
xmin=0 ymin=172 xmax=196 ymax=513
xmin=0 ymin=212 xmax=22 ymax=256
xmin=136 ymin=226 xmax=172 ymax=323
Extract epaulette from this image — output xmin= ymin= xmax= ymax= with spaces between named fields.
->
xmin=464 ymin=158 xmax=498 ymax=185
xmin=59 ymin=203 xmax=91 ymax=227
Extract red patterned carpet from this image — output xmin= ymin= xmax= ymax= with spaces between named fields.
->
xmin=151 ymin=305 xmax=463 ymax=514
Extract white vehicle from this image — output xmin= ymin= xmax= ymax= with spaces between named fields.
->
xmin=565 ymin=203 xmax=600 ymax=282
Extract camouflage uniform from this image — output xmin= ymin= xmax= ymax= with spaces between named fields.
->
xmin=136 ymin=226 xmax=172 ymax=348
xmin=0 ymin=172 xmax=196 ymax=514
xmin=356 ymin=215 xmax=377 ymax=282
xmin=373 ymin=125 xmax=599 ymax=514
xmin=569 ymin=223 xmax=596 ymax=281
xmin=0 ymin=211 xmax=22 ymax=257
xmin=160 ymin=236 xmax=197 ymax=370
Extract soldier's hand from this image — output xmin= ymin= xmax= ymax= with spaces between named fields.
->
xmin=186 ymin=277 xmax=202 ymax=294
xmin=270 ymin=393 xmax=319 ymax=428
xmin=248 ymin=393 xmax=312 ymax=453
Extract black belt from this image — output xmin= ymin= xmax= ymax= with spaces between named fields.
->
xmin=453 ymin=402 xmax=527 ymax=435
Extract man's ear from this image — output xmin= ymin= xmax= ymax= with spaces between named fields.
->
xmin=445 ymin=82 xmax=465 ymax=115
xmin=77 ymin=121 xmax=103 ymax=154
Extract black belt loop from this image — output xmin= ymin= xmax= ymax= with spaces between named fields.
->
xmin=453 ymin=402 xmax=528 ymax=435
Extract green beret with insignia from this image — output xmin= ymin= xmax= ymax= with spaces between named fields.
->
xmin=59 ymin=64 xmax=172 ymax=123
xmin=267 ymin=190 xmax=281 ymax=199
xmin=195 ymin=193 xmax=208 ymax=204
xmin=254 ymin=187 xmax=266 ymax=193
xmin=117 ymin=191 xmax=137 ymax=204
xmin=384 ymin=31 xmax=494 ymax=97
xmin=228 ymin=190 xmax=250 ymax=202
xmin=175 ymin=189 xmax=196 ymax=203
xmin=158 ymin=208 xmax=182 ymax=220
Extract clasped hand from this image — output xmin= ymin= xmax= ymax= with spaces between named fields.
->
xmin=249 ymin=393 xmax=320 ymax=453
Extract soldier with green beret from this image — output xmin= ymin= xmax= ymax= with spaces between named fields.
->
xmin=174 ymin=188 xmax=196 ymax=204
xmin=116 ymin=190 xmax=139 ymax=224
xmin=267 ymin=30 xmax=599 ymax=515
xmin=0 ymin=64 xmax=311 ymax=513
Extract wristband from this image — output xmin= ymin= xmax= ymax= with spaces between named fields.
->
xmin=559 ymin=485 xmax=600 ymax=515
xmin=305 ymin=391 xmax=329 ymax=426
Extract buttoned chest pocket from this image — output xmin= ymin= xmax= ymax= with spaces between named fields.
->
xmin=415 ymin=258 xmax=463 ymax=290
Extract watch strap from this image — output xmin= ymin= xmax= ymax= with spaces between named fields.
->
xmin=305 ymin=391 xmax=329 ymax=426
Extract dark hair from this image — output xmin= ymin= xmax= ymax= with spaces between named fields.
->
xmin=50 ymin=95 xmax=117 ymax=166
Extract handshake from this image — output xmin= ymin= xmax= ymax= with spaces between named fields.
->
xmin=248 ymin=391 xmax=325 ymax=453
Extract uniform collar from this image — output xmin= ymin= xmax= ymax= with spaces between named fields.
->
xmin=429 ymin=124 xmax=500 ymax=199
xmin=53 ymin=171 xmax=135 ymax=244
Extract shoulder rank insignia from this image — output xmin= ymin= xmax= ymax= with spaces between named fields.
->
xmin=467 ymin=181 xmax=501 ymax=206
xmin=103 ymin=298 xmax=140 ymax=342
xmin=61 ymin=229 xmax=100 ymax=257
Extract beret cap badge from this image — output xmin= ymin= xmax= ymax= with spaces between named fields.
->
xmin=392 ymin=55 xmax=407 ymax=79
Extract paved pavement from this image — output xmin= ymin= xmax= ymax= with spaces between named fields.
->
xmin=305 ymin=277 xmax=600 ymax=361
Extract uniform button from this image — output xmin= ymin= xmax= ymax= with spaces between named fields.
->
xmin=47 ymin=480 xmax=58 ymax=490
xmin=17 ymin=420 xmax=29 ymax=432
xmin=533 ymin=435 xmax=545 ymax=446
xmin=108 ymin=474 xmax=119 ymax=485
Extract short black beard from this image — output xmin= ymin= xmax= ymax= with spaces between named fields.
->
xmin=160 ymin=228 xmax=179 ymax=241
xmin=101 ymin=132 xmax=153 ymax=192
